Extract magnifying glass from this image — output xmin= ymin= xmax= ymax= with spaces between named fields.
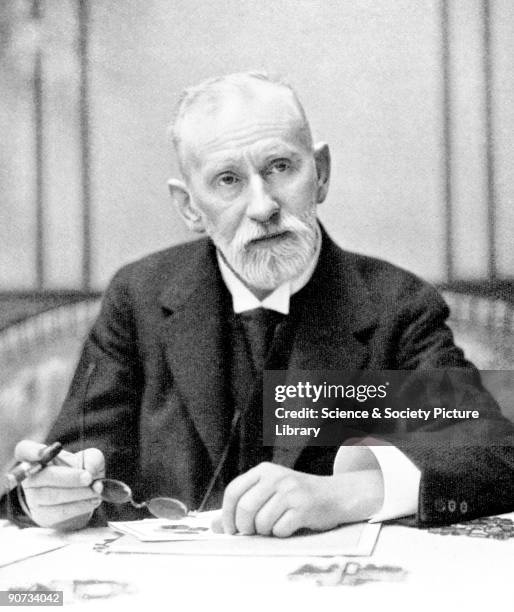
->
xmin=95 ymin=478 xmax=189 ymax=520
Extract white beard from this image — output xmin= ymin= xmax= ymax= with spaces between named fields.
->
xmin=208 ymin=208 xmax=319 ymax=291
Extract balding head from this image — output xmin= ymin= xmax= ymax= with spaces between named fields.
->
xmin=170 ymin=72 xmax=313 ymax=178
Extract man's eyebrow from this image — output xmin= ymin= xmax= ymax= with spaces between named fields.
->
xmin=202 ymin=155 xmax=243 ymax=174
xmin=262 ymin=145 xmax=302 ymax=160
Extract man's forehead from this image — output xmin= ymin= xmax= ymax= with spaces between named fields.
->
xmin=179 ymin=83 xmax=309 ymax=157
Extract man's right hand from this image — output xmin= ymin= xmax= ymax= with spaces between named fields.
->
xmin=14 ymin=440 xmax=105 ymax=530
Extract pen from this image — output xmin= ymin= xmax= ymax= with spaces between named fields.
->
xmin=4 ymin=442 xmax=63 ymax=492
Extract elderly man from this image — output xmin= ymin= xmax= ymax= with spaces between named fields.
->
xmin=11 ymin=72 xmax=514 ymax=534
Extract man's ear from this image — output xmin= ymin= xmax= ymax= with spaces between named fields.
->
xmin=313 ymin=143 xmax=331 ymax=204
xmin=168 ymin=179 xmax=206 ymax=233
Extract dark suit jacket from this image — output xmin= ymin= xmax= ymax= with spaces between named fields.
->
xmin=46 ymin=229 xmax=514 ymax=526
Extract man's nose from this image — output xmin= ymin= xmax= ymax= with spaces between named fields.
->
xmin=246 ymin=175 xmax=279 ymax=223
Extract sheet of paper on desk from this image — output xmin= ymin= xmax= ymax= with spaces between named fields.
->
xmin=106 ymin=516 xmax=381 ymax=556
xmin=108 ymin=511 xmax=227 ymax=541
xmin=0 ymin=528 xmax=68 ymax=568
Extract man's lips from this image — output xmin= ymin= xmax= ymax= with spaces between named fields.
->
xmin=247 ymin=230 xmax=291 ymax=246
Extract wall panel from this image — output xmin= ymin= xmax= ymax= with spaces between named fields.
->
xmin=0 ymin=1 xmax=37 ymax=289
xmin=44 ymin=0 xmax=82 ymax=288
xmin=450 ymin=0 xmax=489 ymax=279
xmin=494 ymin=0 xmax=514 ymax=278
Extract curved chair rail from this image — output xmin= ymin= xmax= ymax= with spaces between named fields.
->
xmin=441 ymin=290 xmax=514 ymax=332
xmin=0 ymin=300 xmax=101 ymax=365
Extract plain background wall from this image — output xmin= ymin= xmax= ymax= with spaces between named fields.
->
xmin=1 ymin=0 xmax=513 ymax=290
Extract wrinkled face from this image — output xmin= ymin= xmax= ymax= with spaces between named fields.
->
xmin=179 ymin=84 xmax=324 ymax=292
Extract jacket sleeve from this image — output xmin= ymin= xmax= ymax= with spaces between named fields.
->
xmin=391 ymin=282 xmax=514 ymax=526
xmin=47 ymin=267 xmax=143 ymax=488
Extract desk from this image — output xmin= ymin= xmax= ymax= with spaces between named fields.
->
xmin=1 ymin=515 xmax=512 ymax=612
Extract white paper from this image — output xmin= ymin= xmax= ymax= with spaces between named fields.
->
xmin=0 ymin=528 xmax=68 ymax=568
xmin=106 ymin=515 xmax=381 ymax=557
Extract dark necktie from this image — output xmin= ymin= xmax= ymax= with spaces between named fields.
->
xmin=238 ymin=308 xmax=285 ymax=373
xmin=236 ymin=307 xmax=285 ymax=472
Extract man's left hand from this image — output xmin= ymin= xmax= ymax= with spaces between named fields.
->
xmin=218 ymin=462 xmax=384 ymax=537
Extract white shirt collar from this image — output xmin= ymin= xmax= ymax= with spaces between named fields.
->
xmin=217 ymin=227 xmax=321 ymax=315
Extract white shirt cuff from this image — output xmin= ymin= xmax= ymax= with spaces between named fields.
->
xmin=333 ymin=441 xmax=420 ymax=523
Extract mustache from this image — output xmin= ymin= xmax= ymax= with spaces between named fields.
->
xmin=236 ymin=212 xmax=317 ymax=249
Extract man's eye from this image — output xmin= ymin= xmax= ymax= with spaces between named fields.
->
xmin=267 ymin=159 xmax=291 ymax=174
xmin=217 ymin=173 xmax=240 ymax=187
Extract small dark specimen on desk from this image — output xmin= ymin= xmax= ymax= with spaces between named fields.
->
xmin=428 ymin=515 xmax=514 ymax=539
xmin=288 ymin=561 xmax=407 ymax=587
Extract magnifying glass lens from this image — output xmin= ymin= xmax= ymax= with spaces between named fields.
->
xmin=98 ymin=479 xmax=132 ymax=504
xmin=147 ymin=497 xmax=188 ymax=519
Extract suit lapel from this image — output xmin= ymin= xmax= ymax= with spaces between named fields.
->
xmin=273 ymin=230 xmax=379 ymax=468
xmin=159 ymin=240 xmax=230 ymax=468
